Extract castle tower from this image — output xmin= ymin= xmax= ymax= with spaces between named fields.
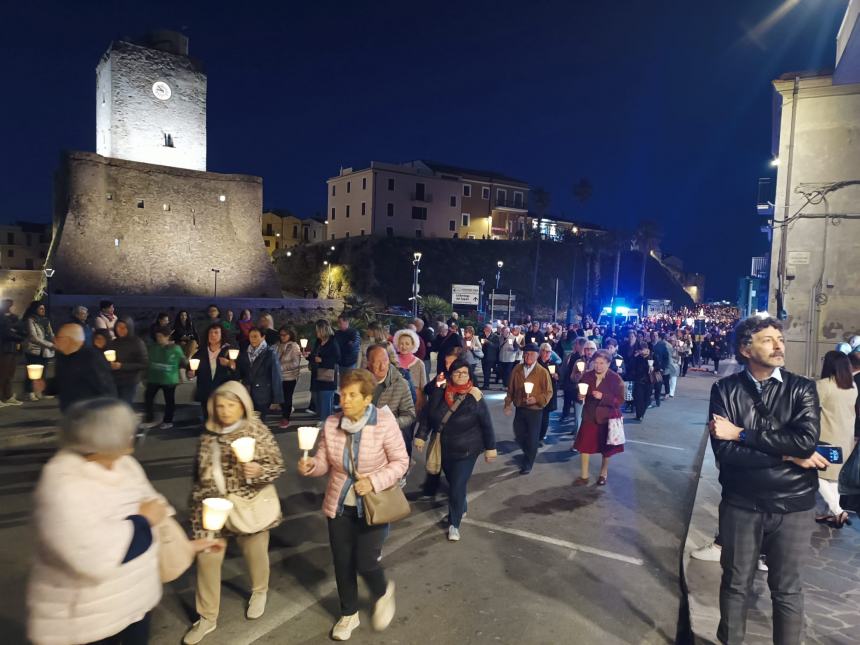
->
xmin=96 ymin=31 xmax=206 ymax=171
xmin=49 ymin=31 xmax=281 ymax=298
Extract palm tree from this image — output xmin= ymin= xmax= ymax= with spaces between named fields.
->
xmin=633 ymin=220 xmax=661 ymax=316
xmin=342 ymin=294 xmax=377 ymax=327
xmin=421 ymin=294 xmax=452 ymax=321
xmin=530 ymin=188 xmax=551 ymax=297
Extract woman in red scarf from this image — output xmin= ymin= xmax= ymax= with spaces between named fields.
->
xmin=415 ymin=359 xmax=497 ymax=541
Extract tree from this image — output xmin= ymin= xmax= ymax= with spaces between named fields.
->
xmin=633 ymin=220 xmax=662 ymax=315
xmin=530 ymin=188 xmax=551 ymax=297
xmin=421 ymin=294 xmax=452 ymax=322
xmin=573 ymin=177 xmax=593 ymax=204
xmin=342 ymin=294 xmax=378 ymax=327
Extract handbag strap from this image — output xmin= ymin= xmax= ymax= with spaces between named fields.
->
xmin=437 ymin=392 xmax=467 ymax=434
xmin=738 ymin=373 xmax=778 ymax=426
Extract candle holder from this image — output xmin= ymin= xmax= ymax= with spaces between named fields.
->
xmin=524 ymin=382 xmax=534 ymax=395
xmin=615 ymin=357 xmax=623 ymax=368
xmin=202 ymin=497 xmax=233 ymax=543
xmin=228 ymin=349 xmax=240 ymax=361
xmin=576 ymin=360 xmax=585 ymax=372
xmin=104 ymin=350 xmax=117 ymax=362
xmin=26 ymin=364 xmax=44 ymax=380
xmin=189 ymin=358 xmax=200 ymax=371
xmin=231 ymin=437 xmax=256 ymax=484
xmin=578 ymin=382 xmax=589 ymax=396
xmin=297 ymin=426 xmax=320 ymax=460
xmin=548 ymin=364 xmax=556 ymax=375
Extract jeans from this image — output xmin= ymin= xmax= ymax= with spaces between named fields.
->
xmin=281 ymin=380 xmax=297 ymax=420
xmin=0 ymin=353 xmax=17 ymax=400
xmin=327 ymin=507 xmax=388 ymax=616
xmin=312 ymin=389 xmax=335 ymax=423
xmin=441 ymin=454 xmax=478 ymax=528
xmin=717 ymin=501 xmax=810 ymax=645
xmin=144 ymin=383 xmax=176 ymax=423
xmin=85 ymin=612 xmax=150 ymax=645
xmin=513 ymin=408 xmax=542 ymax=472
xmin=498 ymin=362 xmax=515 ymax=388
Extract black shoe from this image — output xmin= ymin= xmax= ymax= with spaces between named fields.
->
xmin=520 ymin=467 xmax=532 ymax=475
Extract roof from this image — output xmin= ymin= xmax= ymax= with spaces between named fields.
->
xmin=418 ymin=160 xmax=529 ymax=186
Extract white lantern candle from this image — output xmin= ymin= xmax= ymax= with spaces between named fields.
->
xmin=524 ymin=382 xmax=534 ymax=395
xmin=548 ymin=364 xmax=556 ymax=375
xmin=300 ymin=338 xmax=309 ymax=349
xmin=578 ymin=382 xmax=589 ymax=396
xmin=230 ymin=436 xmax=256 ymax=463
xmin=228 ymin=349 xmax=240 ymax=360
xmin=615 ymin=357 xmax=623 ymax=368
xmin=297 ymin=426 xmax=320 ymax=459
xmin=26 ymin=364 xmax=44 ymax=380
xmin=576 ymin=360 xmax=585 ymax=372
xmin=648 ymin=359 xmax=654 ymax=369
xmin=104 ymin=349 xmax=117 ymax=362
xmin=507 ymin=338 xmax=514 ymax=345
xmin=189 ymin=357 xmax=201 ymax=371
xmin=202 ymin=498 xmax=233 ymax=532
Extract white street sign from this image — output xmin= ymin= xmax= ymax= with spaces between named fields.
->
xmin=452 ymin=284 xmax=480 ymax=306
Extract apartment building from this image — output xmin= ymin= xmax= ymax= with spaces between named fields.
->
xmin=261 ymin=212 xmax=327 ymax=254
xmin=0 ymin=222 xmax=51 ymax=270
xmin=325 ymin=160 xmax=530 ymax=240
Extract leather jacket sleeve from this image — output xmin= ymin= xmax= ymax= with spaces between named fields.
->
xmin=709 ymin=383 xmax=782 ymax=468
xmin=743 ymin=379 xmax=819 ymax=459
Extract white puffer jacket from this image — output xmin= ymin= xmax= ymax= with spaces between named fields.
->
xmin=27 ymin=451 xmax=163 ymax=645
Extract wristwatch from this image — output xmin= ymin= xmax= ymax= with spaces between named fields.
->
xmin=739 ymin=431 xmax=747 ymax=443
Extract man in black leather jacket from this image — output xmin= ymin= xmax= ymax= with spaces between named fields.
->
xmin=708 ymin=316 xmax=824 ymax=645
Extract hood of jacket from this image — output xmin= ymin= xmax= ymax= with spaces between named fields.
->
xmin=205 ymin=380 xmax=256 ymax=433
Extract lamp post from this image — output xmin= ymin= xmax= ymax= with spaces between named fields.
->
xmin=495 ymin=260 xmax=503 ymax=290
xmin=411 ymin=251 xmax=422 ymax=318
xmin=323 ymin=260 xmax=332 ymax=298
xmin=210 ymin=268 xmax=220 ymax=298
xmin=43 ymin=268 xmax=55 ymax=310
xmin=478 ymin=277 xmax=485 ymax=316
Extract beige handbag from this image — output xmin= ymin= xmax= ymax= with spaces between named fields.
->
xmin=347 ymin=434 xmax=411 ymax=526
xmin=156 ymin=516 xmax=195 ymax=582
xmin=224 ymin=484 xmax=281 ymax=534
xmin=316 ymin=367 xmax=336 ymax=382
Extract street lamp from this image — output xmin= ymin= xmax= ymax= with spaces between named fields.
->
xmin=210 ymin=268 xmax=220 ymax=298
xmin=43 ymin=268 xmax=55 ymax=309
xmin=478 ymin=277 xmax=485 ymax=315
xmin=411 ymin=252 xmax=422 ymax=318
xmin=323 ymin=260 xmax=332 ymax=297
xmin=495 ymin=260 xmax=503 ymax=290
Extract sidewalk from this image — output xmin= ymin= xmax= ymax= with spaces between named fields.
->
xmin=683 ymin=435 xmax=860 ymax=644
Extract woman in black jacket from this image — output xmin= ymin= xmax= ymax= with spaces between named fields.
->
xmin=188 ymin=323 xmax=238 ymax=420
xmin=304 ymin=319 xmax=341 ymax=423
xmin=415 ymin=359 xmax=497 ymax=542
xmin=629 ymin=343 xmax=654 ymax=421
xmin=108 ymin=317 xmax=148 ymax=405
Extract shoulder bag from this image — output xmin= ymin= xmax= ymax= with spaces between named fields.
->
xmin=607 ymin=417 xmax=625 ymax=446
xmin=156 ymin=516 xmax=195 ymax=582
xmin=211 ymin=438 xmax=282 ymax=534
xmin=425 ymin=390 xmax=472 ymax=475
xmin=348 ymin=434 xmax=411 ymax=526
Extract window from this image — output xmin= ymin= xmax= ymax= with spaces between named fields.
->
xmin=331 ymin=207 xmax=336 ymax=221
xmin=26 ymin=234 xmax=32 ymax=246
xmin=449 ymin=220 xmax=456 ymax=232
xmin=388 ymin=178 xmax=395 ymax=191
xmin=361 ymin=202 xmax=366 ymax=216
xmin=162 ymin=203 xmax=170 ymax=211
xmin=264 ymin=239 xmax=271 ymax=247
xmin=347 ymin=181 xmax=351 ymax=193
xmin=450 ymin=195 xmax=456 ymax=207
xmin=514 ymin=191 xmax=524 ymax=207
xmin=219 ymin=195 xmax=226 ymax=202
xmin=463 ymin=184 xmax=472 ymax=197
xmin=331 ymin=234 xmax=335 ymax=240
xmin=25 ymin=258 xmax=33 ymax=269
xmin=292 ymin=224 xmax=298 ymax=238
xmin=467 ymin=234 xmax=476 ymax=239
xmin=331 ymin=184 xmax=336 ymax=196
xmin=415 ymin=229 xmax=423 ymax=238
xmin=6 ymin=233 xmax=13 ymax=244
xmin=386 ymin=226 xmax=394 ymax=237
xmin=360 ymin=229 xmax=365 ymax=235
xmin=265 ymin=223 xmax=273 ymax=235
xmin=345 ymin=232 xmax=350 ymax=238
xmin=164 ymin=133 xmax=174 ymax=147
xmin=303 ymin=228 xmax=309 ymax=242
xmin=387 ymin=203 xmax=394 ymax=217
xmin=106 ymin=193 xmax=113 ymax=200
xmin=461 ymin=213 xmax=470 ymax=227
xmin=497 ymin=189 xmax=506 ymax=203
xmin=362 ymin=177 xmax=367 ymax=190
xmin=415 ymin=182 xmax=426 ymax=201
xmin=7 ymin=249 xmax=13 ymax=258
xmin=137 ymin=200 xmax=145 ymax=209
xmin=411 ymin=206 xmax=427 ymax=220
xmin=482 ymin=186 xmax=490 ymax=200
xmin=346 ymin=205 xmax=350 ymax=218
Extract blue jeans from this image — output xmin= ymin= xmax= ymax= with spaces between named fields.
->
xmin=442 ymin=454 xmax=479 ymax=528
xmin=313 ymin=390 xmax=335 ymax=424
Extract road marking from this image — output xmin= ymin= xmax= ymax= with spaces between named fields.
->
xmin=461 ymin=518 xmax=644 ymax=566
xmin=625 ymin=439 xmax=686 ymax=451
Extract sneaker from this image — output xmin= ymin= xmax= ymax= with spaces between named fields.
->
xmin=139 ymin=421 xmax=159 ymax=430
xmin=758 ymin=557 xmax=768 ymax=572
xmin=28 ymin=392 xmax=39 ymax=402
xmin=448 ymin=526 xmax=460 ymax=541
xmin=183 ymin=618 xmax=217 ymax=645
xmin=371 ymin=581 xmax=396 ymax=631
xmin=690 ymin=542 xmax=721 ymax=562
xmin=40 ymin=394 xmax=55 ymax=399
xmin=279 ymin=419 xmax=290 ymax=429
xmin=417 ymin=493 xmax=436 ymax=502
xmin=246 ymin=591 xmax=266 ymax=619
xmin=0 ymin=400 xmax=9 ymax=408
xmin=331 ymin=613 xmax=360 ymax=641
xmin=158 ymin=422 xmax=174 ymax=431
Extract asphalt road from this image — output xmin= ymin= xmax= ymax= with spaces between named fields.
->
xmin=0 ymin=370 xmax=714 ymax=645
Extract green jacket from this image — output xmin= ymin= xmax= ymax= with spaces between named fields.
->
xmin=147 ymin=343 xmax=186 ymax=385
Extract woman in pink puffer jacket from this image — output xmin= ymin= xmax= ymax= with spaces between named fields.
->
xmin=298 ymin=368 xmax=408 ymax=642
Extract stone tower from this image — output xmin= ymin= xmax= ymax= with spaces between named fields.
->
xmin=49 ymin=31 xmax=281 ymax=298
xmin=96 ymin=31 xmax=206 ymax=171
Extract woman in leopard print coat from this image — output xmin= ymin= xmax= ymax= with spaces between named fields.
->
xmin=185 ymin=381 xmax=284 ymax=642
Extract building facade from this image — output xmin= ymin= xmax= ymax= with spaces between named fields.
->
xmin=50 ymin=31 xmax=279 ymax=297
xmin=325 ymin=160 xmax=530 ymax=241
xmin=0 ymin=223 xmax=51 ymax=271
xmin=768 ymin=0 xmax=860 ymax=375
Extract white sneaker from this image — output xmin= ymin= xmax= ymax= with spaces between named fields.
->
xmin=758 ymin=557 xmax=768 ymax=572
xmin=139 ymin=421 xmax=159 ymax=429
xmin=690 ymin=542 xmax=721 ymax=562
xmin=371 ymin=581 xmax=396 ymax=631
xmin=183 ymin=618 xmax=217 ymax=645
xmin=27 ymin=393 xmax=39 ymax=402
xmin=331 ymin=613 xmax=360 ymax=641
xmin=158 ymin=422 xmax=174 ymax=431
xmin=40 ymin=394 xmax=55 ymax=399
xmin=0 ymin=400 xmax=9 ymax=408
xmin=5 ymin=396 xmax=22 ymax=406
xmin=448 ymin=526 xmax=461 ymax=542
xmin=246 ymin=591 xmax=266 ymax=619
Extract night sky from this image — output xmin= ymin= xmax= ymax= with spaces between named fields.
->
xmin=0 ymin=0 xmax=847 ymax=299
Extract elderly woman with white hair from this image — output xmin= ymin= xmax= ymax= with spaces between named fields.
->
xmin=27 ymin=398 xmax=216 ymax=645
xmin=393 ymin=328 xmax=427 ymax=412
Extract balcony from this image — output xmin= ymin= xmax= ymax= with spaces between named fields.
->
xmin=410 ymin=192 xmax=433 ymax=203
xmin=493 ymin=196 xmax=527 ymax=211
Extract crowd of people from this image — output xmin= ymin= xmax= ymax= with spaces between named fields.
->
xmin=14 ymin=293 xmax=860 ymax=644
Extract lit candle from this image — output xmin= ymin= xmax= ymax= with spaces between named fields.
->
xmin=576 ymin=360 xmax=585 ymax=372
xmin=26 ymin=364 xmax=44 ymax=380
xmin=228 ymin=349 xmax=240 ymax=360
xmin=231 ymin=436 xmax=256 ymax=463
xmin=524 ymin=382 xmax=534 ymax=395
xmin=202 ymin=497 xmax=233 ymax=533
xmin=300 ymin=338 xmax=309 ymax=349
xmin=615 ymin=357 xmax=623 ymax=368
xmin=507 ymin=338 xmax=514 ymax=345
xmin=648 ymin=359 xmax=654 ymax=369
xmin=189 ymin=358 xmax=201 ymax=371
xmin=548 ymin=364 xmax=556 ymax=375
xmin=104 ymin=349 xmax=117 ymax=362
xmin=578 ymin=382 xmax=589 ymax=396
xmin=297 ymin=426 xmax=320 ymax=459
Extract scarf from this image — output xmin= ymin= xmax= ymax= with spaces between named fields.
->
xmin=445 ymin=379 xmax=473 ymax=407
xmin=207 ymin=420 xmax=244 ymax=495
xmin=341 ymin=404 xmax=372 ymax=434
xmin=397 ymin=352 xmax=415 ymax=370
xmin=247 ymin=340 xmax=268 ymax=364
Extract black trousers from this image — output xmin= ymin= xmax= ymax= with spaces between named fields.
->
xmin=0 ymin=352 xmax=16 ymax=401
xmin=681 ymin=354 xmax=690 ymax=376
xmin=633 ymin=382 xmax=651 ymax=419
xmin=85 ymin=612 xmax=151 ymax=645
xmin=653 ymin=379 xmax=663 ymax=406
xmin=662 ymin=373 xmax=671 ymax=396
xmin=281 ymin=380 xmax=297 ymax=420
xmin=144 ymin=383 xmax=176 ymax=423
xmin=498 ymin=362 xmax=515 ymax=387
xmin=513 ymin=408 xmax=543 ymax=471
xmin=327 ymin=507 xmax=388 ymax=616
xmin=717 ymin=502 xmax=809 ymax=645
xmin=481 ymin=358 xmax=496 ymax=388
xmin=540 ymin=407 xmax=552 ymax=441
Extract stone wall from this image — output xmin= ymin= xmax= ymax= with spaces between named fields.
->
xmin=50 ymin=151 xmax=281 ymax=297
xmin=0 ymin=270 xmax=43 ymax=310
